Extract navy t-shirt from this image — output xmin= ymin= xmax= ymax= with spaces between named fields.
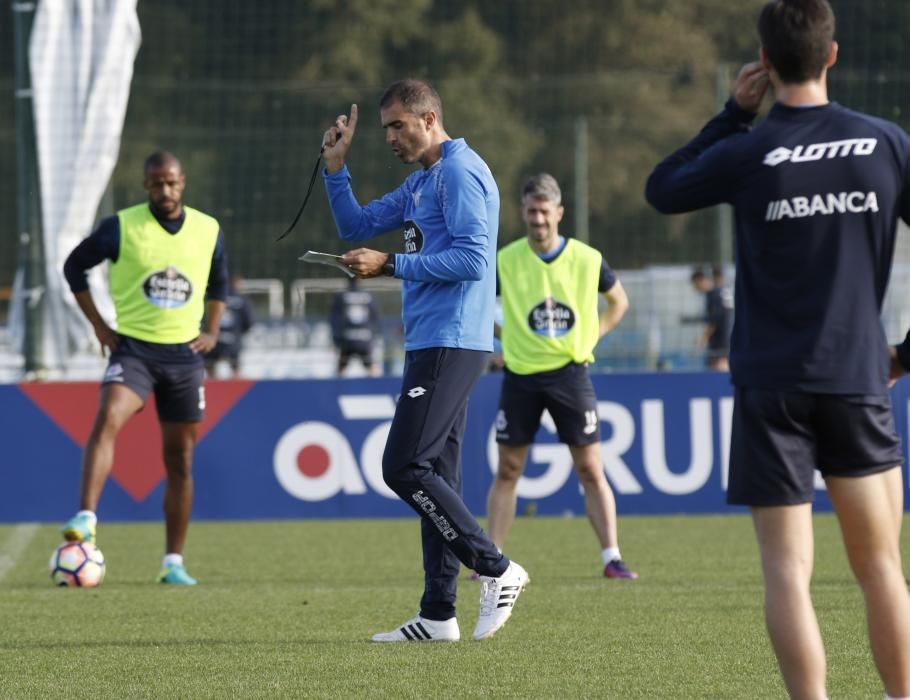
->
xmin=495 ymin=236 xmax=618 ymax=295
xmin=62 ymin=207 xmax=230 ymax=362
xmin=63 ymin=208 xmax=228 ymax=301
xmin=646 ymin=99 xmax=910 ymax=395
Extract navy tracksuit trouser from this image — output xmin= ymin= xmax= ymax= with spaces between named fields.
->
xmin=382 ymin=347 xmax=509 ymax=620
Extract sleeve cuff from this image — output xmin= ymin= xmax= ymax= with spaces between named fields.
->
xmin=323 ymin=164 xmax=350 ymax=181
xmin=724 ymin=97 xmax=759 ymax=125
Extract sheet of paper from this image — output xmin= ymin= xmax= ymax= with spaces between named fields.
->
xmin=299 ymin=250 xmax=356 ymax=278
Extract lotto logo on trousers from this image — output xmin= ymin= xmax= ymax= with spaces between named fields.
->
xmin=411 ymin=490 xmax=459 ymax=541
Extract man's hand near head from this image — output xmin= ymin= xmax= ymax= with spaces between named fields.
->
xmin=732 ymin=61 xmax=770 ymax=113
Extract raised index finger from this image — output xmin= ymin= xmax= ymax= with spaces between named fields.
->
xmin=347 ymin=104 xmax=359 ymax=134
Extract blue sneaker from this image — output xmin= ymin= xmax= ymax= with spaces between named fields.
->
xmin=62 ymin=513 xmax=96 ymax=544
xmin=157 ymin=563 xmax=198 ymax=585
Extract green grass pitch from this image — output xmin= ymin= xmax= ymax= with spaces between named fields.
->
xmin=0 ymin=514 xmax=894 ymax=698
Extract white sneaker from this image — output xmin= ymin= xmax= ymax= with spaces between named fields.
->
xmin=371 ymin=614 xmax=460 ymax=643
xmin=472 ymin=561 xmax=529 ymax=641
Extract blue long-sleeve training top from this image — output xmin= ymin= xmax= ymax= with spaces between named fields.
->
xmin=324 ymin=138 xmax=499 ymax=352
xmin=646 ymin=99 xmax=910 ymax=395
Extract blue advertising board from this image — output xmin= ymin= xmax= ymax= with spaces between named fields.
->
xmin=1 ymin=373 xmax=908 ymax=522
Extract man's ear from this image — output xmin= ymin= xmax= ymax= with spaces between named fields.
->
xmin=424 ymin=111 xmax=437 ymax=131
xmin=759 ymin=46 xmax=771 ymax=71
xmin=826 ymin=41 xmax=838 ymax=68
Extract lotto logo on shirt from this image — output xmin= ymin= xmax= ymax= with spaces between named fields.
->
xmin=402 ymin=220 xmax=424 ymax=254
xmin=527 ymin=297 xmax=575 ymax=337
xmin=143 ymin=266 xmax=193 ymax=308
xmin=763 ymin=138 xmax=877 ymax=167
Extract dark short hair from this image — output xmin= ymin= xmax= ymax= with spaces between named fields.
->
xmin=758 ymin=0 xmax=835 ymax=83
xmin=144 ymin=150 xmax=182 ymax=175
xmin=379 ymin=79 xmax=444 ymax=124
xmin=522 ymin=173 xmax=562 ymax=205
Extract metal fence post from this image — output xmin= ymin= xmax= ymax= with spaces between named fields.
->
xmin=574 ymin=115 xmax=589 ymax=244
xmin=13 ymin=0 xmax=46 ymax=378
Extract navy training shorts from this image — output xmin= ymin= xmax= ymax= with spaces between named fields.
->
xmin=495 ymin=362 xmax=600 ymax=446
xmin=727 ymin=387 xmax=903 ymax=506
xmin=102 ymin=335 xmax=206 ymax=423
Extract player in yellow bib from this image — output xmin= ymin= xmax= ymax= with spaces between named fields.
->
xmin=61 ymin=151 xmax=228 ymax=585
xmin=487 ymin=173 xmax=637 ymax=579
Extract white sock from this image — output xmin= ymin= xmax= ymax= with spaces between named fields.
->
xmin=162 ymin=553 xmax=184 ymax=568
xmin=77 ymin=510 xmax=97 ymax=525
xmin=885 ymin=695 xmax=910 ymax=700
xmin=601 ymin=547 xmax=621 ymax=566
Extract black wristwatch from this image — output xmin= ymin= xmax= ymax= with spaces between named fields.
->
xmin=897 ymin=333 xmax=910 ymax=372
xmin=382 ymin=253 xmax=396 ymax=277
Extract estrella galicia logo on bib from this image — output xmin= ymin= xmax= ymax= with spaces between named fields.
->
xmin=528 ymin=297 xmax=575 ymax=337
xmin=402 ymin=219 xmax=424 ymax=254
xmin=143 ymin=266 xmax=193 ymax=308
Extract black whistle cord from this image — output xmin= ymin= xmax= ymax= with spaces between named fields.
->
xmin=276 ymin=149 xmax=323 ymax=242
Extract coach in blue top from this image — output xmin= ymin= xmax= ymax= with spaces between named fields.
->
xmin=321 ymin=79 xmax=528 ymax=643
xmin=646 ymin=1 xmax=910 ymax=697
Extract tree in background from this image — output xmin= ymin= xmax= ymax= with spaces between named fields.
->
xmin=3 ymin=0 xmax=910 ymax=293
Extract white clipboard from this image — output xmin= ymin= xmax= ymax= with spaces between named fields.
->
xmin=298 ymin=250 xmax=356 ymax=278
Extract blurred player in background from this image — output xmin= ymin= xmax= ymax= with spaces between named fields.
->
xmin=321 ymin=78 xmax=528 ymax=642
xmin=204 ymin=273 xmax=254 ymax=379
xmin=486 ymin=173 xmax=636 ymax=580
xmin=61 ymin=151 xmax=228 ymax=586
xmin=684 ymin=264 xmax=733 ymax=370
xmin=646 ymin=1 xmax=910 ymax=697
xmin=330 ymin=276 xmax=382 ymax=377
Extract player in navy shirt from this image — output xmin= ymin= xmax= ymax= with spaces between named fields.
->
xmin=685 ymin=266 xmax=733 ymax=370
xmin=646 ymin=2 xmax=910 ymax=697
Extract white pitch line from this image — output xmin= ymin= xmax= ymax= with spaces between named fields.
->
xmin=0 ymin=523 xmax=39 ymax=582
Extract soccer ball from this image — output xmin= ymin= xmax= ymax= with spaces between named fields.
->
xmin=49 ymin=541 xmax=106 ymax=587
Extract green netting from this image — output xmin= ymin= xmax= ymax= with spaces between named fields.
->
xmin=2 ymin=1 xmax=907 ymax=285
xmin=1 ymin=0 xmax=909 ymax=369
